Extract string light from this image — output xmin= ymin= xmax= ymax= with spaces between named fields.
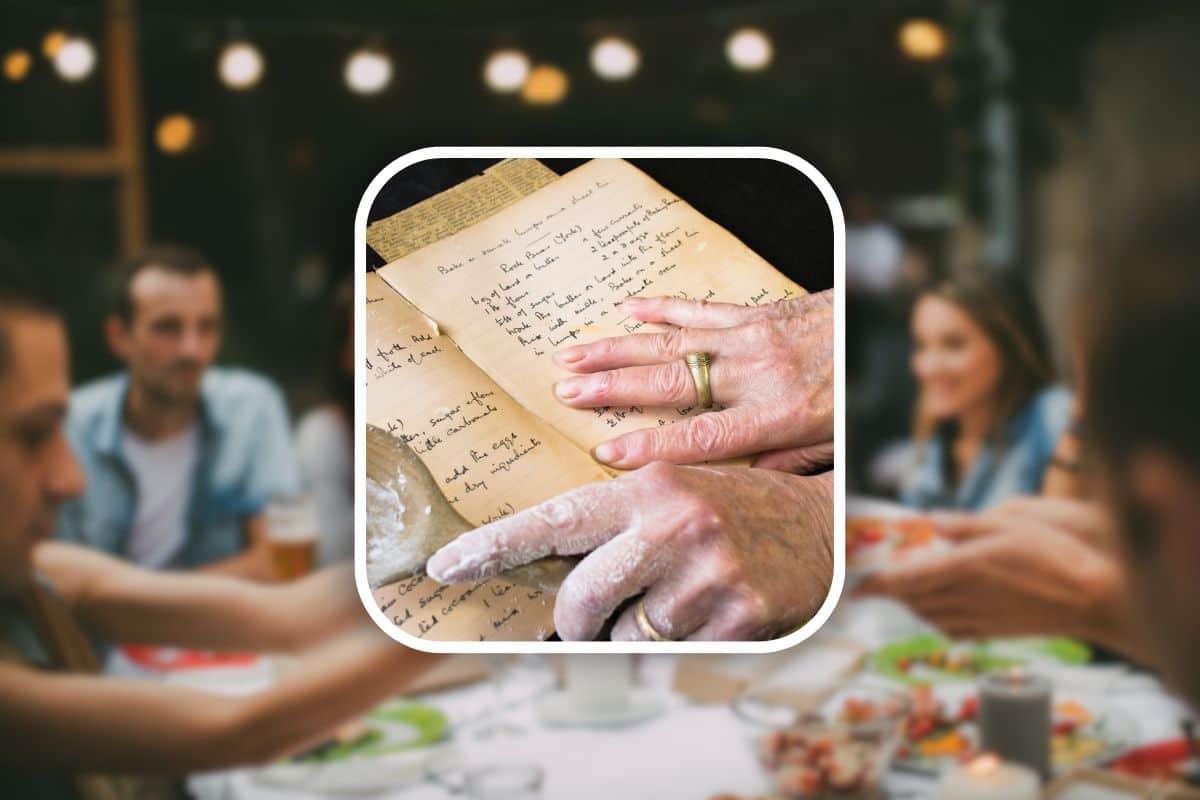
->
xmin=483 ymin=48 xmax=530 ymax=93
xmin=218 ymin=40 xmax=263 ymax=90
xmin=725 ymin=27 xmax=773 ymax=72
xmin=53 ymin=36 xmax=97 ymax=82
xmin=155 ymin=113 xmax=196 ymax=155
xmin=41 ymin=29 xmax=67 ymax=59
xmin=3 ymin=50 xmax=32 ymax=82
xmin=898 ymin=19 xmax=948 ymax=61
xmin=520 ymin=63 xmax=568 ymax=106
xmin=590 ymin=36 xmax=639 ymax=81
xmin=344 ymin=47 xmax=392 ymax=94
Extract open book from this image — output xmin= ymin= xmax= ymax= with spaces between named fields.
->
xmin=366 ymin=158 xmax=806 ymax=641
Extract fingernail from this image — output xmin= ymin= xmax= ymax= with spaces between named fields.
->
xmin=592 ymin=441 xmax=623 ymax=465
xmin=425 ymin=553 xmax=455 ymax=582
xmin=554 ymin=347 xmax=585 ymax=365
xmin=620 ymin=296 xmax=645 ymax=306
xmin=554 ymin=381 xmax=581 ymax=400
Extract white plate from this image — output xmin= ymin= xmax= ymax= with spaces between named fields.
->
xmin=535 ymin=688 xmax=666 ymax=728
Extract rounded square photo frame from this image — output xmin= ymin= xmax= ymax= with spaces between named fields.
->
xmin=354 ymin=146 xmax=845 ymax=654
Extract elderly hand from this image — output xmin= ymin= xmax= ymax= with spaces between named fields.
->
xmin=426 ymin=463 xmax=833 ymax=641
xmin=856 ymin=498 xmax=1152 ymax=662
xmin=552 ymin=292 xmax=833 ymax=473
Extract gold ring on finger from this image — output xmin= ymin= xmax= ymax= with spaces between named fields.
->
xmin=684 ymin=351 xmax=714 ymax=410
xmin=634 ymin=598 xmax=673 ymax=641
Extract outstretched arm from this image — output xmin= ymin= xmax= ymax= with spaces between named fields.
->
xmin=36 ymin=541 xmax=363 ymax=652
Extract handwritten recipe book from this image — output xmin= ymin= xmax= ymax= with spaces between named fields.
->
xmin=366 ymin=158 xmax=807 ymax=641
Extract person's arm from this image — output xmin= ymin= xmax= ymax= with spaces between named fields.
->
xmin=197 ymin=513 xmax=278 ymax=581
xmin=0 ymin=628 xmax=441 ymax=774
xmin=35 ymin=541 xmax=361 ymax=652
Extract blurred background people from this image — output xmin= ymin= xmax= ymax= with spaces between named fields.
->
xmin=862 ymin=1 xmax=1200 ymax=704
xmin=54 ymin=246 xmax=298 ymax=579
xmin=901 ymin=271 xmax=1072 ymax=510
xmin=294 ymin=279 xmax=354 ymax=565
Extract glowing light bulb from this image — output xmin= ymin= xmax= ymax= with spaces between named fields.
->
xmin=218 ymin=41 xmax=263 ymax=90
xmin=3 ymin=50 xmax=32 ymax=82
xmin=155 ymin=113 xmax=196 ymax=155
xmin=898 ymin=19 xmax=948 ymax=61
xmin=344 ymin=47 xmax=392 ymax=95
xmin=53 ymin=36 xmax=96 ymax=82
xmin=483 ymin=48 xmax=530 ymax=93
xmin=42 ymin=30 xmax=67 ymax=59
xmin=590 ymin=36 xmax=639 ymax=81
xmin=520 ymin=63 xmax=568 ymax=106
xmin=726 ymin=27 xmax=773 ymax=72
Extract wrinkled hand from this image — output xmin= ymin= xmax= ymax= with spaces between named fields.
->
xmin=552 ymin=293 xmax=833 ymax=473
xmin=856 ymin=499 xmax=1145 ymax=657
xmin=426 ymin=463 xmax=834 ymax=641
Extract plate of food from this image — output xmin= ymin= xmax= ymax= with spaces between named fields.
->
xmin=872 ymin=634 xmax=1091 ymax=685
xmin=251 ymin=702 xmax=453 ymax=793
xmin=846 ymin=500 xmax=950 ymax=588
xmin=733 ymin=684 xmax=910 ymax=798
xmin=893 ymin=686 xmax=1136 ymax=775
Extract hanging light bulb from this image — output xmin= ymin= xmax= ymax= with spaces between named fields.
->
xmin=218 ymin=40 xmax=263 ymax=90
xmin=3 ymin=50 xmax=32 ymax=82
xmin=155 ymin=113 xmax=196 ymax=155
xmin=725 ymin=27 xmax=773 ymax=72
xmin=344 ymin=47 xmax=392 ymax=95
xmin=42 ymin=29 xmax=67 ymax=59
xmin=520 ymin=63 xmax=568 ymax=106
xmin=898 ymin=19 xmax=948 ymax=61
xmin=483 ymin=48 xmax=530 ymax=93
xmin=590 ymin=36 xmax=639 ymax=81
xmin=53 ymin=36 xmax=97 ymax=82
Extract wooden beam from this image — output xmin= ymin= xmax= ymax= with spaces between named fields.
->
xmin=106 ymin=0 xmax=149 ymax=255
xmin=0 ymin=148 xmax=125 ymax=175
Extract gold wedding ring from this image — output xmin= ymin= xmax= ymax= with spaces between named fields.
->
xmin=685 ymin=351 xmax=714 ymax=409
xmin=634 ymin=598 xmax=672 ymax=642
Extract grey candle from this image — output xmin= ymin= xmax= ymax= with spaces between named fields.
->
xmin=978 ymin=669 xmax=1051 ymax=779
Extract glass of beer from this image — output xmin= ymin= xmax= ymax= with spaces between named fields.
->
xmin=264 ymin=494 xmax=317 ymax=580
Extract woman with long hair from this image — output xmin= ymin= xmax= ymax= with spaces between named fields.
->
xmin=902 ymin=270 xmax=1074 ymax=510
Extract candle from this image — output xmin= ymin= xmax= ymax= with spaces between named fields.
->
xmin=938 ymin=754 xmax=1040 ymax=800
xmin=978 ymin=668 xmax=1052 ymax=778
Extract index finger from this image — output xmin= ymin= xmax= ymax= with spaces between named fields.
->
xmin=425 ymin=481 xmax=630 ymax=585
xmin=619 ymin=296 xmax=762 ymax=328
xmin=930 ymin=511 xmax=1000 ymax=542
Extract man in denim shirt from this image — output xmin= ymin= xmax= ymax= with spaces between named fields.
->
xmin=55 ymin=246 xmax=298 ymax=579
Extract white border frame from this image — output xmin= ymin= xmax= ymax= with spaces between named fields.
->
xmin=354 ymin=146 xmax=845 ymax=654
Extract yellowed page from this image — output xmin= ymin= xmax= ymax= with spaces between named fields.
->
xmin=378 ymin=158 xmax=805 ymax=455
xmin=366 ymin=159 xmax=559 ymax=261
xmin=365 ymin=272 xmax=609 ymax=641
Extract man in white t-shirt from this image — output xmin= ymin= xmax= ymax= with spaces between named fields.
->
xmin=55 ymin=246 xmax=299 ymax=579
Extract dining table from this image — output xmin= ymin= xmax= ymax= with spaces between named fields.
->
xmin=105 ymin=596 xmax=1193 ymax=800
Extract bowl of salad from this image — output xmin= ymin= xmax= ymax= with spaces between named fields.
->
xmin=732 ymin=685 xmax=910 ymax=799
